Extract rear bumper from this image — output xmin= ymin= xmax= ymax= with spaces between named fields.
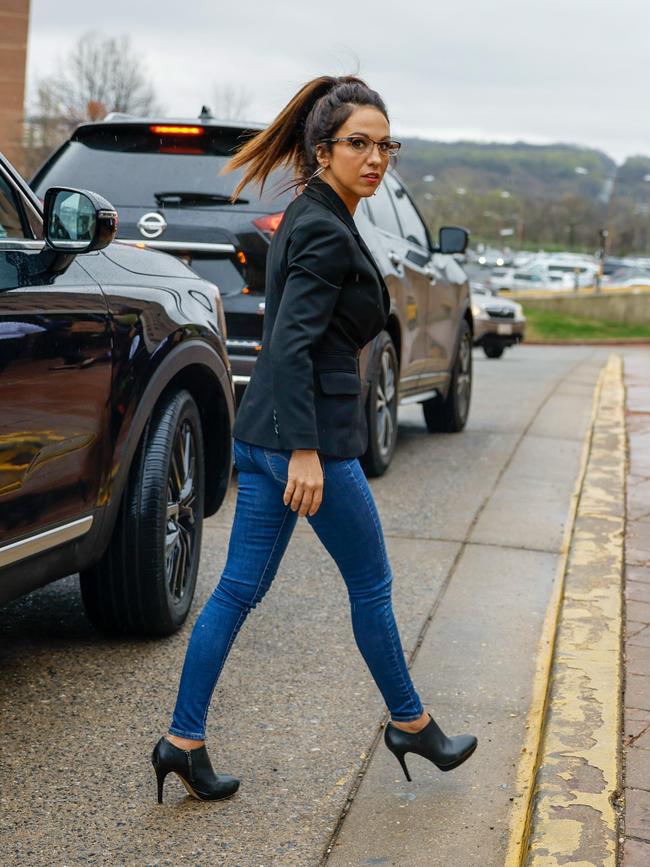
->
xmin=227 ymin=346 xmax=257 ymax=400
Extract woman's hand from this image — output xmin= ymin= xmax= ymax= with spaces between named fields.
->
xmin=284 ymin=449 xmax=324 ymax=517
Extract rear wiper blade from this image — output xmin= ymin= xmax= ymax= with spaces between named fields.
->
xmin=154 ymin=191 xmax=248 ymax=206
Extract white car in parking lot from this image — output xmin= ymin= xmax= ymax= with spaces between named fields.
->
xmin=486 ymin=264 xmax=573 ymax=293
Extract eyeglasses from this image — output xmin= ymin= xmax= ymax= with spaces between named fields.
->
xmin=320 ymin=135 xmax=401 ymax=158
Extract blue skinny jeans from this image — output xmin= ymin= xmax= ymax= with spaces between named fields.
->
xmin=169 ymin=438 xmax=424 ymax=739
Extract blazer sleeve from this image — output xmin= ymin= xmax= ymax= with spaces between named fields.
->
xmin=268 ymin=216 xmax=352 ymax=450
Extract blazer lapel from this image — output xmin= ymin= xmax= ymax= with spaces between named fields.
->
xmin=303 ymin=178 xmax=390 ymax=315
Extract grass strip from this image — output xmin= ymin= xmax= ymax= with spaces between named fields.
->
xmin=521 ymin=306 xmax=650 ymax=341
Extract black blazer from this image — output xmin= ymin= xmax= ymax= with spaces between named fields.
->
xmin=233 ymin=175 xmax=390 ymax=458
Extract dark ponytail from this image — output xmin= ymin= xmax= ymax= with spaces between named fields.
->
xmin=221 ymin=75 xmax=389 ymax=202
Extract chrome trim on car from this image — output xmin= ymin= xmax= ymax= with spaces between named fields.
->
xmin=118 ymin=239 xmax=237 ymax=254
xmin=0 ymin=516 xmax=94 ymax=568
xmin=227 ymin=339 xmax=260 ymax=350
xmin=399 ymin=372 xmax=450 ymax=404
xmin=0 ymin=239 xmax=45 ymax=250
xmin=232 ymin=375 xmax=251 ymax=385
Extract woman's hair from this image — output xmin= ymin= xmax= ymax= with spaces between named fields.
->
xmin=221 ymin=75 xmax=389 ymax=202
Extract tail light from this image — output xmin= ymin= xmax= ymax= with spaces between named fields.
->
xmin=253 ymin=212 xmax=284 ymax=239
xmin=149 ymin=125 xmax=203 ymax=135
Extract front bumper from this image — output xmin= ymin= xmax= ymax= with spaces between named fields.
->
xmin=473 ymin=318 xmax=526 ymax=347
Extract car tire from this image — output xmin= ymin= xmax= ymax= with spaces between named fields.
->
xmin=360 ymin=331 xmax=399 ymax=477
xmin=422 ymin=319 xmax=472 ymax=433
xmin=80 ymin=389 xmax=205 ymax=637
xmin=483 ymin=343 xmax=505 ymax=359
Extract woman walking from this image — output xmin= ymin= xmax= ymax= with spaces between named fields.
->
xmin=151 ymin=75 xmax=477 ymax=803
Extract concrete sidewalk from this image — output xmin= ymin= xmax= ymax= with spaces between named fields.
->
xmin=324 ymin=350 xmax=646 ymax=867
xmin=622 ymin=353 xmax=650 ymax=865
xmin=323 ymin=354 xmax=613 ymax=866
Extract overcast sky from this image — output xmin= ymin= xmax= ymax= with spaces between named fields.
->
xmin=26 ymin=0 xmax=650 ymax=164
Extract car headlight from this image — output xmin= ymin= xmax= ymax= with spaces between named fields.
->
xmin=471 ymin=303 xmax=484 ymax=318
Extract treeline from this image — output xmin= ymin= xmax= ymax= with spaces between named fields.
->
xmin=396 ymin=139 xmax=650 ymax=255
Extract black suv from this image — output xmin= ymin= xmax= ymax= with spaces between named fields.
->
xmin=0 ymin=153 xmax=235 ymax=636
xmin=32 ymin=114 xmax=473 ymax=476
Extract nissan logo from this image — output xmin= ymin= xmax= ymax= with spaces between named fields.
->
xmin=137 ymin=212 xmax=167 ymax=239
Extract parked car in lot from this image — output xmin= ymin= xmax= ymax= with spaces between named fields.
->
xmin=31 ymin=112 xmax=475 ymax=476
xmin=0 ymin=153 xmax=235 ymax=636
xmin=470 ymin=285 xmax=525 ymax=358
xmin=486 ymin=264 xmax=573 ymax=293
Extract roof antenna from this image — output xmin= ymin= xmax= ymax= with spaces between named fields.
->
xmin=199 ymin=105 xmax=213 ymax=120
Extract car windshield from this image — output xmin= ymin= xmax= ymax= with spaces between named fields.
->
xmin=548 ymin=264 xmax=590 ymax=273
xmin=32 ymin=124 xmax=291 ymax=210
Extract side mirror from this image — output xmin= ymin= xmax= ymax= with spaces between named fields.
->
xmin=44 ymin=187 xmax=118 ymax=255
xmin=436 ymin=226 xmax=470 ymax=255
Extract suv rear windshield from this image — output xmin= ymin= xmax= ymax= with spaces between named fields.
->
xmin=32 ymin=124 xmax=290 ymax=211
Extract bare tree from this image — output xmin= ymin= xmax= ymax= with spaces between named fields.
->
xmin=210 ymin=83 xmax=253 ymax=121
xmin=21 ymin=31 xmax=161 ymax=175
xmin=35 ymin=31 xmax=160 ymax=125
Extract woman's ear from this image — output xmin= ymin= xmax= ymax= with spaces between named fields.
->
xmin=315 ymin=144 xmax=329 ymax=169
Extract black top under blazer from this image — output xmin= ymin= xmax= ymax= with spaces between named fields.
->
xmin=233 ymin=175 xmax=391 ymax=458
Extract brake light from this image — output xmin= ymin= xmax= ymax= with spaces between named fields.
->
xmin=150 ymin=125 xmax=203 ymax=135
xmin=253 ymin=212 xmax=284 ymax=238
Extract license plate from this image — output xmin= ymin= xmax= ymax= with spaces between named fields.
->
xmin=497 ymin=323 xmax=513 ymax=335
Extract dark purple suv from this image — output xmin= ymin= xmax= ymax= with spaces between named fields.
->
xmin=1 ymin=152 xmax=234 ymax=636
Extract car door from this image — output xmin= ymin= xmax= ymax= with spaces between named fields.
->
xmin=0 ymin=164 xmax=112 ymax=564
xmin=364 ymin=176 xmax=426 ymax=396
xmin=385 ymin=173 xmax=455 ymax=380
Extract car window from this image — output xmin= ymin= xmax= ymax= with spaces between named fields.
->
xmin=384 ymin=175 xmax=429 ymax=249
xmin=32 ymin=124 xmax=293 ymax=212
xmin=366 ymin=182 xmax=401 ymax=237
xmin=515 ymin=273 xmax=542 ymax=282
xmin=0 ymin=174 xmax=27 ymax=239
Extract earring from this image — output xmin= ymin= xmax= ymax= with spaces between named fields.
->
xmin=307 ymin=165 xmax=326 ymax=183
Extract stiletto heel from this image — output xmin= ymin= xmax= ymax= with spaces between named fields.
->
xmin=154 ymin=764 xmax=167 ymax=804
xmin=384 ymin=713 xmax=477 ymax=780
xmin=395 ymin=751 xmax=411 ymax=782
xmin=151 ymin=737 xmax=240 ymax=803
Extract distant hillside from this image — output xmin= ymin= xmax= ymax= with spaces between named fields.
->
xmin=393 ymin=139 xmax=648 ymax=254
xmin=396 ymin=139 xmax=617 ymax=203
xmin=614 ymin=155 xmax=650 ymax=203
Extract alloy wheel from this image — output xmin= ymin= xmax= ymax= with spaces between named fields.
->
xmin=455 ymin=332 xmax=472 ymax=421
xmin=165 ymin=420 xmax=197 ymax=602
xmin=376 ymin=346 xmax=398 ymax=458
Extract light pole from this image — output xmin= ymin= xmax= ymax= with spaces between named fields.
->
xmin=595 ymin=228 xmax=608 ymax=293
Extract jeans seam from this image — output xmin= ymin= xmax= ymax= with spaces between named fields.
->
xmin=342 ymin=460 xmax=386 ymax=565
xmin=262 ymin=449 xmax=289 ymax=484
xmin=382 ymin=600 xmax=423 ymax=719
xmin=342 ymin=459 xmax=422 ymax=720
xmin=198 ymin=501 xmax=295 ymax=736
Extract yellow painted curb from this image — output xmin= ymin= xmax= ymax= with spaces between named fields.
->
xmin=505 ymin=354 xmax=626 ymax=866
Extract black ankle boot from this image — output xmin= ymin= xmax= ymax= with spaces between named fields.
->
xmin=151 ymin=737 xmax=240 ymax=803
xmin=384 ymin=713 xmax=477 ymax=781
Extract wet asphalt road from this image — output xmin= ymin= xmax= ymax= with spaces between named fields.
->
xmin=0 ymin=345 xmax=614 ymax=866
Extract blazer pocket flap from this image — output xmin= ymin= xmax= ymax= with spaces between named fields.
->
xmin=318 ymin=370 xmax=361 ymax=395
